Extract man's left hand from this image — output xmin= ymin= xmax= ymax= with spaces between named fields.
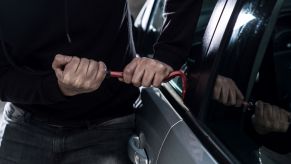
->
xmin=122 ymin=57 xmax=173 ymax=87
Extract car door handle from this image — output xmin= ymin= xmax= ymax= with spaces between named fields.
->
xmin=128 ymin=135 xmax=149 ymax=164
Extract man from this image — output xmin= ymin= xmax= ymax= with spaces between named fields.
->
xmin=0 ymin=0 xmax=202 ymax=163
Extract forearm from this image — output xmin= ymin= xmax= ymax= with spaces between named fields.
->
xmin=154 ymin=0 xmax=202 ymax=70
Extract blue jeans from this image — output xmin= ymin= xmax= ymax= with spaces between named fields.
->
xmin=0 ymin=103 xmax=134 ymax=164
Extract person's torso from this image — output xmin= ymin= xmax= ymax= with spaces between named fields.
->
xmin=0 ymin=0 xmax=133 ymax=71
xmin=0 ymin=0 xmax=139 ymax=121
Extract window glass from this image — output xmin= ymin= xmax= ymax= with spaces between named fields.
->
xmin=128 ymin=0 xmax=147 ymax=20
xmin=166 ymin=0 xmax=218 ymax=96
xmin=200 ymin=0 xmax=290 ymax=163
xmin=149 ymin=0 xmax=165 ymax=33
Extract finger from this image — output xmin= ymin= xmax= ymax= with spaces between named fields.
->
xmin=255 ymin=101 xmax=264 ymax=120
xmin=280 ymin=109 xmax=289 ymax=122
xmin=151 ymin=62 xmax=171 ymax=87
xmin=52 ymin=54 xmax=73 ymax=79
xmin=273 ymin=105 xmax=280 ymax=121
xmin=87 ymin=60 xmax=98 ymax=79
xmin=71 ymin=58 xmax=89 ymax=87
xmin=132 ymin=59 xmax=149 ymax=87
xmin=63 ymin=56 xmax=80 ymax=73
xmin=228 ymin=86 xmax=236 ymax=106
xmin=213 ymin=84 xmax=221 ymax=101
xmin=221 ymin=85 xmax=229 ymax=105
xmin=275 ymin=108 xmax=287 ymax=132
xmin=123 ymin=58 xmax=139 ymax=84
xmin=263 ymin=102 xmax=272 ymax=124
xmin=153 ymin=73 xmax=165 ymax=87
xmin=235 ymin=86 xmax=244 ymax=100
xmin=62 ymin=56 xmax=81 ymax=82
xmin=142 ymin=70 xmax=155 ymax=87
xmin=76 ymin=58 xmax=90 ymax=75
xmin=272 ymin=106 xmax=280 ymax=130
xmin=93 ymin=61 xmax=107 ymax=88
xmin=131 ymin=67 xmax=145 ymax=87
xmin=281 ymin=109 xmax=290 ymax=132
xmin=52 ymin=54 xmax=73 ymax=70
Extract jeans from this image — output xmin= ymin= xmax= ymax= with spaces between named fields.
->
xmin=0 ymin=103 xmax=134 ymax=164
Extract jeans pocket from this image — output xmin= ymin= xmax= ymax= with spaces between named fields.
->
xmin=90 ymin=114 xmax=135 ymax=130
xmin=3 ymin=103 xmax=26 ymax=123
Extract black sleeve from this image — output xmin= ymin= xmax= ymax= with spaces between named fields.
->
xmin=153 ymin=0 xmax=202 ymax=70
xmin=0 ymin=45 xmax=66 ymax=105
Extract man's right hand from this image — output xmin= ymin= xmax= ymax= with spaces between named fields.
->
xmin=52 ymin=54 xmax=107 ymax=96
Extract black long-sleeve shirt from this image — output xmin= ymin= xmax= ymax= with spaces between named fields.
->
xmin=0 ymin=0 xmax=202 ymax=122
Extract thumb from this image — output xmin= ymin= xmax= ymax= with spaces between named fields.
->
xmin=52 ymin=54 xmax=72 ymax=79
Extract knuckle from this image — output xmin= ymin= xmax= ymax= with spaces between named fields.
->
xmin=132 ymin=80 xmax=141 ymax=87
xmin=124 ymin=68 xmax=133 ymax=75
xmin=98 ymin=61 xmax=106 ymax=71
xmin=134 ymin=57 xmax=141 ymax=62
xmin=142 ymin=83 xmax=151 ymax=88
xmin=157 ymin=63 xmax=166 ymax=71
xmin=83 ymin=81 xmax=92 ymax=89
xmin=81 ymin=58 xmax=89 ymax=63
xmin=62 ymin=75 xmax=72 ymax=85
xmin=141 ymin=57 xmax=147 ymax=61
xmin=73 ymin=78 xmax=83 ymax=89
xmin=54 ymin=54 xmax=61 ymax=61
xmin=132 ymin=79 xmax=139 ymax=85
xmin=73 ymin=56 xmax=80 ymax=62
xmin=91 ymin=59 xmax=98 ymax=65
xmin=229 ymin=78 xmax=234 ymax=83
xmin=152 ymin=81 xmax=161 ymax=87
xmin=265 ymin=122 xmax=272 ymax=129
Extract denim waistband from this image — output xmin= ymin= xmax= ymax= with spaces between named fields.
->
xmin=4 ymin=103 xmax=135 ymax=129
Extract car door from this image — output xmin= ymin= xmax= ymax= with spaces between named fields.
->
xmin=129 ymin=0 xmax=285 ymax=163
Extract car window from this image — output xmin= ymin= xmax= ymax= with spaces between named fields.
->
xmin=150 ymin=0 xmax=218 ymax=34
xmin=166 ymin=0 xmax=218 ymax=97
xmin=196 ymin=0 xmax=289 ymax=163
xmin=149 ymin=0 xmax=165 ymax=33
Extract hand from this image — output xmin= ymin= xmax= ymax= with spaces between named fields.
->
xmin=252 ymin=101 xmax=290 ymax=135
xmin=213 ymin=75 xmax=244 ymax=107
xmin=122 ymin=57 xmax=173 ymax=87
xmin=52 ymin=54 xmax=107 ymax=96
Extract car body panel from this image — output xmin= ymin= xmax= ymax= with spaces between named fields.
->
xmin=135 ymin=88 xmax=217 ymax=164
xmin=131 ymin=0 xmax=287 ymax=163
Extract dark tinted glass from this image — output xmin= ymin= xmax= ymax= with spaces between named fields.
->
xmin=200 ymin=0 xmax=288 ymax=163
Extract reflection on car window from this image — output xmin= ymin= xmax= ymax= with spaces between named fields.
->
xmin=138 ymin=0 xmax=218 ymax=97
xmin=167 ymin=0 xmax=218 ymax=97
xmin=150 ymin=0 xmax=165 ymax=33
xmin=201 ymin=0 xmax=290 ymax=163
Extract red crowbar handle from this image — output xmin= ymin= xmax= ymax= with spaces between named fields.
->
xmin=107 ymin=71 xmax=187 ymax=99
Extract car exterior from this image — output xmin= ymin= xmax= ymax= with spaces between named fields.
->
xmin=129 ymin=0 xmax=291 ymax=163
